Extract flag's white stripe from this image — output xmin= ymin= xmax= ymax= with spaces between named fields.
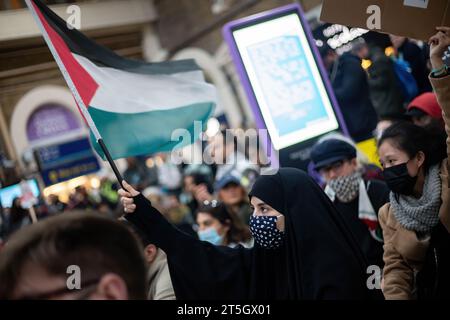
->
xmin=169 ymin=70 xmax=206 ymax=82
xmin=73 ymin=54 xmax=217 ymax=114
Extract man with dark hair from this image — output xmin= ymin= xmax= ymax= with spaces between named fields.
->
xmin=0 ymin=212 xmax=148 ymax=300
xmin=208 ymin=130 xmax=259 ymax=182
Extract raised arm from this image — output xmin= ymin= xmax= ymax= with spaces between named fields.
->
xmin=119 ymin=181 xmax=251 ymax=300
xmin=429 ymin=28 xmax=450 ymax=161
xmin=120 ymin=181 xmax=194 ymax=252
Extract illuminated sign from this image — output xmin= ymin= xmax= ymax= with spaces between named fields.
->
xmin=34 ymin=137 xmax=100 ymax=186
xmin=223 ymin=4 xmax=345 ymax=154
xmin=0 ymin=179 xmax=40 ymax=208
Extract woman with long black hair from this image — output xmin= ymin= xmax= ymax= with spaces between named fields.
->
xmin=377 ymin=27 xmax=450 ymax=300
xmin=119 ymin=168 xmax=371 ymax=300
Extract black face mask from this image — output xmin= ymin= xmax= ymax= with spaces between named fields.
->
xmin=382 ymin=162 xmax=418 ymax=196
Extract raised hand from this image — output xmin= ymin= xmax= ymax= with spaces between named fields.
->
xmin=118 ymin=180 xmax=140 ymax=214
xmin=429 ymin=26 xmax=450 ymax=71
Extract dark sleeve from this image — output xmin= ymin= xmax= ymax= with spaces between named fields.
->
xmin=403 ymin=45 xmax=425 ymax=76
xmin=367 ymin=180 xmax=390 ymax=213
xmin=334 ymin=60 xmax=366 ymax=103
xmin=125 ymin=194 xmax=251 ymax=300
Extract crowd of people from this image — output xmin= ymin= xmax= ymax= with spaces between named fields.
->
xmin=0 ymin=179 xmax=122 ymax=240
xmin=0 ymin=27 xmax=449 ymax=300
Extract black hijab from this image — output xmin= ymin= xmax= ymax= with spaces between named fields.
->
xmin=248 ymin=168 xmax=370 ymax=299
xmin=129 ymin=168 xmax=371 ymax=299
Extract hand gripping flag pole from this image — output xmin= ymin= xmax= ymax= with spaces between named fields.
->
xmin=25 ymin=0 xmax=124 ymax=187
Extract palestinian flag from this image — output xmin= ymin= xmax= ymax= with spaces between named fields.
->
xmin=26 ymin=0 xmax=216 ymax=160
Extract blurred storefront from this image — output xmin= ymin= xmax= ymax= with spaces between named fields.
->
xmin=0 ymin=0 xmax=159 ymax=193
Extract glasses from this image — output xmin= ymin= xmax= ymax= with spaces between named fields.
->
xmin=16 ymin=278 xmax=100 ymax=300
xmin=202 ymin=199 xmax=219 ymax=207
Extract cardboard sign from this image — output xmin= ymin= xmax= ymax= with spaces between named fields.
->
xmin=320 ymin=0 xmax=450 ymax=41
xmin=403 ymin=0 xmax=430 ymax=9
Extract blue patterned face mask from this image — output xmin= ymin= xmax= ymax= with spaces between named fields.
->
xmin=198 ymin=227 xmax=225 ymax=246
xmin=249 ymin=215 xmax=284 ymax=249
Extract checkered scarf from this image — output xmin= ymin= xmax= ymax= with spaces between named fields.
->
xmin=390 ymin=164 xmax=442 ymax=233
xmin=328 ymin=172 xmax=362 ymax=203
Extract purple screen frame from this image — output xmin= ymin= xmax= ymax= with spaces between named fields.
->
xmin=222 ymin=3 xmax=349 ymax=168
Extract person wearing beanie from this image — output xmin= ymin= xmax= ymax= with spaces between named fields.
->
xmin=311 ymin=139 xmax=390 ymax=271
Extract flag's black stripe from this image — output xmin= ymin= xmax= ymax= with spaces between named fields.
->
xmin=32 ymin=0 xmax=200 ymax=75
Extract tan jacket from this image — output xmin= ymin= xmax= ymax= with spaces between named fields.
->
xmin=147 ymin=249 xmax=176 ymax=300
xmin=379 ymin=75 xmax=450 ymax=300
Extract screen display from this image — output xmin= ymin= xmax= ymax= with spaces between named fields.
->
xmin=231 ymin=12 xmax=340 ymax=150
xmin=0 ymin=179 xmax=40 ymax=208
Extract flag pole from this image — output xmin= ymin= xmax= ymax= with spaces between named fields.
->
xmin=25 ymin=0 xmax=123 ymax=187
xmin=97 ymin=139 xmax=123 ymax=186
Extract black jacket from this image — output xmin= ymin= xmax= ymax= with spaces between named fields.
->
xmin=331 ymin=53 xmax=378 ymax=142
xmin=333 ymin=179 xmax=390 ymax=268
xmin=398 ymin=40 xmax=432 ymax=94
xmin=417 ymin=222 xmax=450 ymax=299
xmin=368 ymin=47 xmax=405 ymax=118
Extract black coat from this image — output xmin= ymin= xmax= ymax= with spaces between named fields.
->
xmin=331 ymin=53 xmax=378 ymax=142
xmin=368 ymin=47 xmax=405 ymax=119
xmin=417 ymin=221 xmax=450 ymax=299
xmin=398 ymin=40 xmax=432 ymax=94
xmin=127 ymin=169 xmax=371 ymax=299
xmin=333 ymin=179 xmax=390 ymax=268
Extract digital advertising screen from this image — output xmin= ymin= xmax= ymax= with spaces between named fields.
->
xmin=223 ymin=4 xmax=344 ymax=152
xmin=0 ymin=179 xmax=40 ymax=208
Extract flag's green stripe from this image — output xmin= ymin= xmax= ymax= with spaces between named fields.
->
xmin=89 ymin=102 xmax=215 ymax=160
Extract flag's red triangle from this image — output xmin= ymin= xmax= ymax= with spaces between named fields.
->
xmin=31 ymin=0 xmax=99 ymax=109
